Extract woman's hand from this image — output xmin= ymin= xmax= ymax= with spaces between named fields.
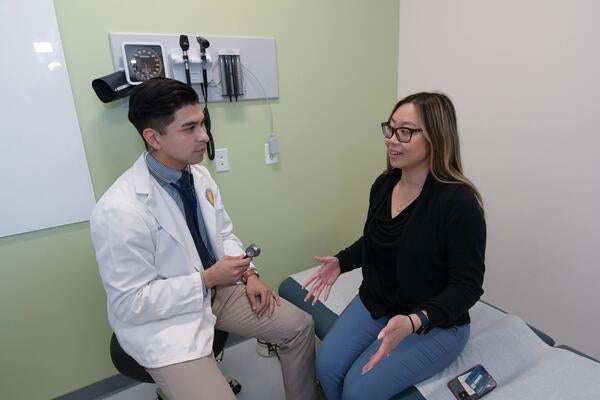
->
xmin=361 ymin=314 xmax=414 ymax=374
xmin=301 ymin=256 xmax=341 ymax=305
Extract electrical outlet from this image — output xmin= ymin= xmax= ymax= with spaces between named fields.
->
xmin=215 ymin=148 xmax=230 ymax=172
xmin=264 ymin=143 xmax=278 ymax=165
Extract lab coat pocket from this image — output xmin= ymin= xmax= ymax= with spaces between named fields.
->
xmin=155 ymin=227 xmax=196 ymax=277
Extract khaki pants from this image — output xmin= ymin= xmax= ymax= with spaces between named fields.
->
xmin=146 ymin=284 xmax=318 ymax=400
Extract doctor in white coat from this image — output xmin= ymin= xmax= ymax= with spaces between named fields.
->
xmin=90 ymin=78 xmax=318 ymax=400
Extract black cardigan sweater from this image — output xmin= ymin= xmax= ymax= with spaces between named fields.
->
xmin=335 ymin=169 xmax=486 ymax=331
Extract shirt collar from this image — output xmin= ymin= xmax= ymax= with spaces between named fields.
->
xmin=144 ymin=151 xmax=187 ymax=184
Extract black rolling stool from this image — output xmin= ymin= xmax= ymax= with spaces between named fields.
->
xmin=110 ymin=330 xmax=240 ymax=399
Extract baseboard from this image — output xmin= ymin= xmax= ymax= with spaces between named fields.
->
xmin=53 ymin=373 xmax=139 ymax=400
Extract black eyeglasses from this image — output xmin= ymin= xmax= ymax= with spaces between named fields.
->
xmin=381 ymin=122 xmax=423 ymax=143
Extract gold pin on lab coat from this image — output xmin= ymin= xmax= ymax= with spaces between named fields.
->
xmin=205 ymin=189 xmax=215 ymax=206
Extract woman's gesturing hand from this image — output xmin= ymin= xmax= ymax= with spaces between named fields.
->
xmin=301 ymin=256 xmax=341 ymax=305
xmin=361 ymin=315 xmax=414 ymax=375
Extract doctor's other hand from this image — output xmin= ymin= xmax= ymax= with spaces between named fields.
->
xmin=245 ymin=276 xmax=281 ymax=318
xmin=204 ymin=255 xmax=251 ymax=287
xmin=302 ymin=256 xmax=341 ymax=305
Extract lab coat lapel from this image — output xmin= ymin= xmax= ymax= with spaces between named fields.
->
xmin=192 ymin=169 xmax=221 ymax=258
xmin=132 ymin=156 xmax=200 ymax=265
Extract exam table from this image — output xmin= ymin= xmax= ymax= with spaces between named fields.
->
xmin=279 ymin=267 xmax=600 ymax=400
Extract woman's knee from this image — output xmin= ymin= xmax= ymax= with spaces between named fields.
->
xmin=342 ymin=378 xmax=376 ymax=400
xmin=342 ymin=373 xmax=410 ymax=400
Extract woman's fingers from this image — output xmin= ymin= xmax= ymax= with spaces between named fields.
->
xmin=303 ymin=280 xmax=321 ymax=302
xmin=301 ymin=271 xmax=319 ymax=289
xmin=361 ymin=341 xmax=389 ymax=375
xmin=323 ymin=284 xmax=332 ymax=302
xmin=312 ymin=283 xmax=326 ymax=305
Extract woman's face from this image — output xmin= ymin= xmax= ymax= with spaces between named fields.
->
xmin=385 ymin=103 xmax=430 ymax=171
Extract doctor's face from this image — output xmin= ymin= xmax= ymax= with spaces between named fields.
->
xmin=147 ymin=103 xmax=209 ymax=170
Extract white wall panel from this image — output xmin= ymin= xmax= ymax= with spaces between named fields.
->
xmin=398 ymin=0 xmax=600 ymax=358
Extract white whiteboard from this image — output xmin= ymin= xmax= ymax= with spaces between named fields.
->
xmin=0 ymin=0 xmax=95 ymax=238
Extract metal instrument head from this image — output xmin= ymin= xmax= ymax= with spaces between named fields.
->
xmin=196 ymin=36 xmax=210 ymax=49
xmin=179 ymin=34 xmax=190 ymax=51
xmin=244 ymin=243 xmax=261 ymax=258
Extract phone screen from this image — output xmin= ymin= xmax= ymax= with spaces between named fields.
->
xmin=447 ymin=364 xmax=497 ymax=400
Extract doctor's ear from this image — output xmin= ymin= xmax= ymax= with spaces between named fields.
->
xmin=142 ymin=128 xmax=161 ymax=151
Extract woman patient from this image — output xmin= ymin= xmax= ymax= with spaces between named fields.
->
xmin=303 ymin=92 xmax=486 ymax=400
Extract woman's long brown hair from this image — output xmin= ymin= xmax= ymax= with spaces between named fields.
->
xmin=385 ymin=92 xmax=483 ymax=207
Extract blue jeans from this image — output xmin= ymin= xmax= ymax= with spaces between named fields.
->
xmin=316 ymin=295 xmax=470 ymax=400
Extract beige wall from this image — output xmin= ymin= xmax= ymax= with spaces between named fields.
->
xmin=0 ymin=1 xmax=399 ymax=398
xmin=398 ymin=0 xmax=600 ymax=359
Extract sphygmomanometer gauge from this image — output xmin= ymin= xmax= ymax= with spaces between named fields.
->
xmin=122 ymin=42 xmax=166 ymax=85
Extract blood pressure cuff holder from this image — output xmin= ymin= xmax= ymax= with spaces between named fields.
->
xmin=92 ymin=70 xmax=134 ymax=103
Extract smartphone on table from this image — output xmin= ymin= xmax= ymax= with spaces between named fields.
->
xmin=447 ymin=364 xmax=497 ymax=400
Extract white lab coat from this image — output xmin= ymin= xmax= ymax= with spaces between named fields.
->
xmin=90 ymin=154 xmax=252 ymax=368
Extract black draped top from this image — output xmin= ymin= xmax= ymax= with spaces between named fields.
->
xmin=335 ymin=170 xmax=486 ymax=331
xmin=365 ymin=193 xmax=416 ymax=309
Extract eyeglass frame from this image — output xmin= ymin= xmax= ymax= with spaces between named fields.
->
xmin=380 ymin=122 xmax=423 ymax=143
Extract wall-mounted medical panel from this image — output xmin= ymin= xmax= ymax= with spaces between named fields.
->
xmin=108 ymin=32 xmax=278 ymax=102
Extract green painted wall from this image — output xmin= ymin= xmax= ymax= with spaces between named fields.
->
xmin=0 ymin=1 xmax=398 ymax=398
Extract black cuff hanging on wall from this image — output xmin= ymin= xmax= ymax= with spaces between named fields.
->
xmin=91 ymin=71 xmax=134 ymax=103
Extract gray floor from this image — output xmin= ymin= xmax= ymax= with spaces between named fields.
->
xmin=103 ymin=339 xmax=286 ymax=400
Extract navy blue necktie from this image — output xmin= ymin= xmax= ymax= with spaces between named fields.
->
xmin=171 ymin=171 xmax=216 ymax=269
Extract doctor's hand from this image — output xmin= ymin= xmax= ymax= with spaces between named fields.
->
xmin=245 ymin=276 xmax=280 ymax=318
xmin=361 ymin=315 xmax=413 ymax=375
xmin=301 ymin=256 xmax=341 ymax=305
xmin=204 ymin=255 xmax=251 ymax=287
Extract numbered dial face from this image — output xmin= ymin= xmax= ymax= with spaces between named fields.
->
xmin=123 ymin=44 xmax=165 ymax=84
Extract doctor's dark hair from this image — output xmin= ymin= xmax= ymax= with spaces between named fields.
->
xmin=385 ymin=92 xmax=483 ymax=208
xmin=128 ymin=78 xmax=199 ymax=146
